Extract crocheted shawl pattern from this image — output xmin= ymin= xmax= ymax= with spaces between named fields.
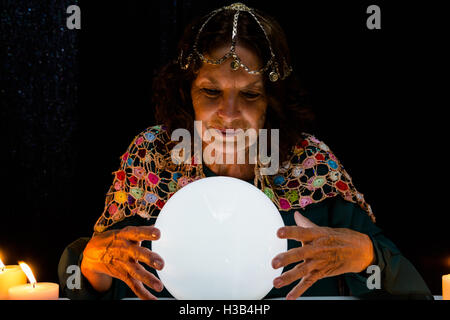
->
xmin=94 ymin=125 xmax=375 ymax=233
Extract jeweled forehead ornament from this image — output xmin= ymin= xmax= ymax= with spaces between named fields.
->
xmin=179 ymin=2 xmax=293 ymax=82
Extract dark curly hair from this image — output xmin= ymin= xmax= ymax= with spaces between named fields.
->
xmin=152 ymin=6 xmax=315 ymax=163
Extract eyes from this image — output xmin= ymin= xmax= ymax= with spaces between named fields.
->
xmin=201 ymin=88 xmax=221 ymax=97
xmin=200 ymin=88 xmax=262 ymax=101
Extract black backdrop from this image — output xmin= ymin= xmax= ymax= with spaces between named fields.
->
xmin=1 ymin=0 xmax=448 ymax=296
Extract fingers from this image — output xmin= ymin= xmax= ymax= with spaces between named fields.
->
xmin=277 ymin=225 xmax=320 ymax=242
xmin=114 ymin=259 xmax=164 ymax=297
xmin=122 ymin=272 xmax=158 ymax=300
xmin=293 ymin=211 xmax=318 ymax=228
xmin=273 ymin=262 xmax=322 ymax=300
xmin=101 ymin=261 xmax=156 ymax=300
xmin=112 ymin=241 xmax=165 ymax=270
xmin=102 ymin=247 xmax=164 ymax=300
xmin=87 ymin=226 xmax=165 ymax=300
xmin=272 ymin=246 xmax=319 ymax=269
xmin=273 ymin=261 xmax=312 ymax=289
xmin=128 ymin=278 xmax=158 ymax=300
xmin=117 ymin=225 xmax=161 ymax=242
xmin=286 ymin=272 xmax=320 ymax=300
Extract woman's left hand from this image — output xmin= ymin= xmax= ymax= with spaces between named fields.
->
xmin=272 ymin=211 xmax=375 ymax=300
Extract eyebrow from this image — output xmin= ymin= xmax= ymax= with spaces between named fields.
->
xmin=198 ymin=76 xmax=264 ymax=90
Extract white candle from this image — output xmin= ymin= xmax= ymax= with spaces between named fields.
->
xmin=7 ymin=262 xmax=59 ymax=300
xmin=443 ymin=274 xmax=450 ymax=301
xmin=8 ymin=282 xmax=59 ymax=300
xmin=0 ymin=259 xmax=27 ymax=300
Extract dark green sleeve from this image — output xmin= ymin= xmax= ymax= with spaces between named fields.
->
xmin=326 ymin=196 xmax=432 ymax=299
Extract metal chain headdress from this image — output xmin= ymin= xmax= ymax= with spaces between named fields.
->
xmin=178 ymin=2 xmax=293 ymax=82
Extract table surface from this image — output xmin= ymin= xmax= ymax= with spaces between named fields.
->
xmin=56 ymin=296 xmax=443 ymax=300
xmin=120 ymin=296 xmax=444 ymax=300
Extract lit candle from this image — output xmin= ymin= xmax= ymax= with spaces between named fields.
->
xmin=443 ymin=274 xmax=450 ymax=300
xmin=8 ymin=262 xmax=59 ymax=300
xmin=0 ymin=258 xmax=27 ymax=299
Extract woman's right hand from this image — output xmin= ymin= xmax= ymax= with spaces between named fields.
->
xmin=80 ymin=225 xmax=164 ymax=300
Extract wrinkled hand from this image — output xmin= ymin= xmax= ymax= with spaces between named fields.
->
xmin=272 ymin=212 xmax=374 ymax=300
xmin=81 ymin=225 xmax=164 ymax=300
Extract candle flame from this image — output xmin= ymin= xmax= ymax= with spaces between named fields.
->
xmin=0 ymin=258 xmax=5 ymax=272
xmin=445 ymin=256 xmax=450 ymax=268
xmin=19 ymin=262 xmax=37 ymax=286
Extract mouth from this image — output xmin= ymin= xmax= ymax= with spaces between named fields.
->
xmin=209 ymin=127 xmax=240 ymax=137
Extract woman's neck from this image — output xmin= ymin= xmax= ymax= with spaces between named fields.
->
xmin=205 ymin=162 xmax=255 ymax=181
xmin=201 ymin=141 xmax=257 ymax=181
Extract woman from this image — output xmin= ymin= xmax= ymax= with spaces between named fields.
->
xmin=58 ymin=3 xmax=431 ymax=300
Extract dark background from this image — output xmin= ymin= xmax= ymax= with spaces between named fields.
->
xmin=0 ymin=0 xmax=448 ymax=295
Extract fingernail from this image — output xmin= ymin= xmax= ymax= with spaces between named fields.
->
xmin=156 ymin=281 xmax=164 ymax=292
xmin=152 ymin=229 xmax=160 ymax=239
xmin=273 ymin=278 xmax=282 ymax=288
xmin=154 ymin=260 xmax=163 ymax=269
xmin=272 ymin=258 xmax=280 ymax=269
xmin=277 ymin=228 xmax=285 ymax=237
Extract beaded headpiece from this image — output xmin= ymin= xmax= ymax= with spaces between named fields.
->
xmin=178 ymin=2 xmax=293 ymax=82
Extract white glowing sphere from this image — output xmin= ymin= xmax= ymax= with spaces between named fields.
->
xmin=152 ymin=176 xmax=287 ymax=300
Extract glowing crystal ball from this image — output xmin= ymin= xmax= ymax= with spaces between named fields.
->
xmin=152 ymin=176 xmax=287 ymax=299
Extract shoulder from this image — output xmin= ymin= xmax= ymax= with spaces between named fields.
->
xmin=287 ymin=132 xmax=339 ymax=171
xmin=267 ymin=133 xmax=375 ymax=222
xmin=122 ymin=124 xmax=171 ymax=160
xmin=93 ymin=124 xmax=175 ymax=233
xmin=278 ymin=132 xmax=340 ymax=179
xmin=117 ymin=123 xmax=187 ymax=169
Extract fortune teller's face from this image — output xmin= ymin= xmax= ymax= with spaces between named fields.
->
xmin=191 ymin=44 xmax=268 ymax=158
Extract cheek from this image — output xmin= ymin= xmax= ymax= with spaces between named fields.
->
xmin=193 ymin=105 xmax=217 ymax=122
xmin=244 ymin=101 xmax=267 ymax=129
xmin=192 ymin=94 xmax=213 ymax=121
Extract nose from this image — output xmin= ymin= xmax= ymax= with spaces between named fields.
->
xmin=217 ymin=94 xmax=240 ymax=121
